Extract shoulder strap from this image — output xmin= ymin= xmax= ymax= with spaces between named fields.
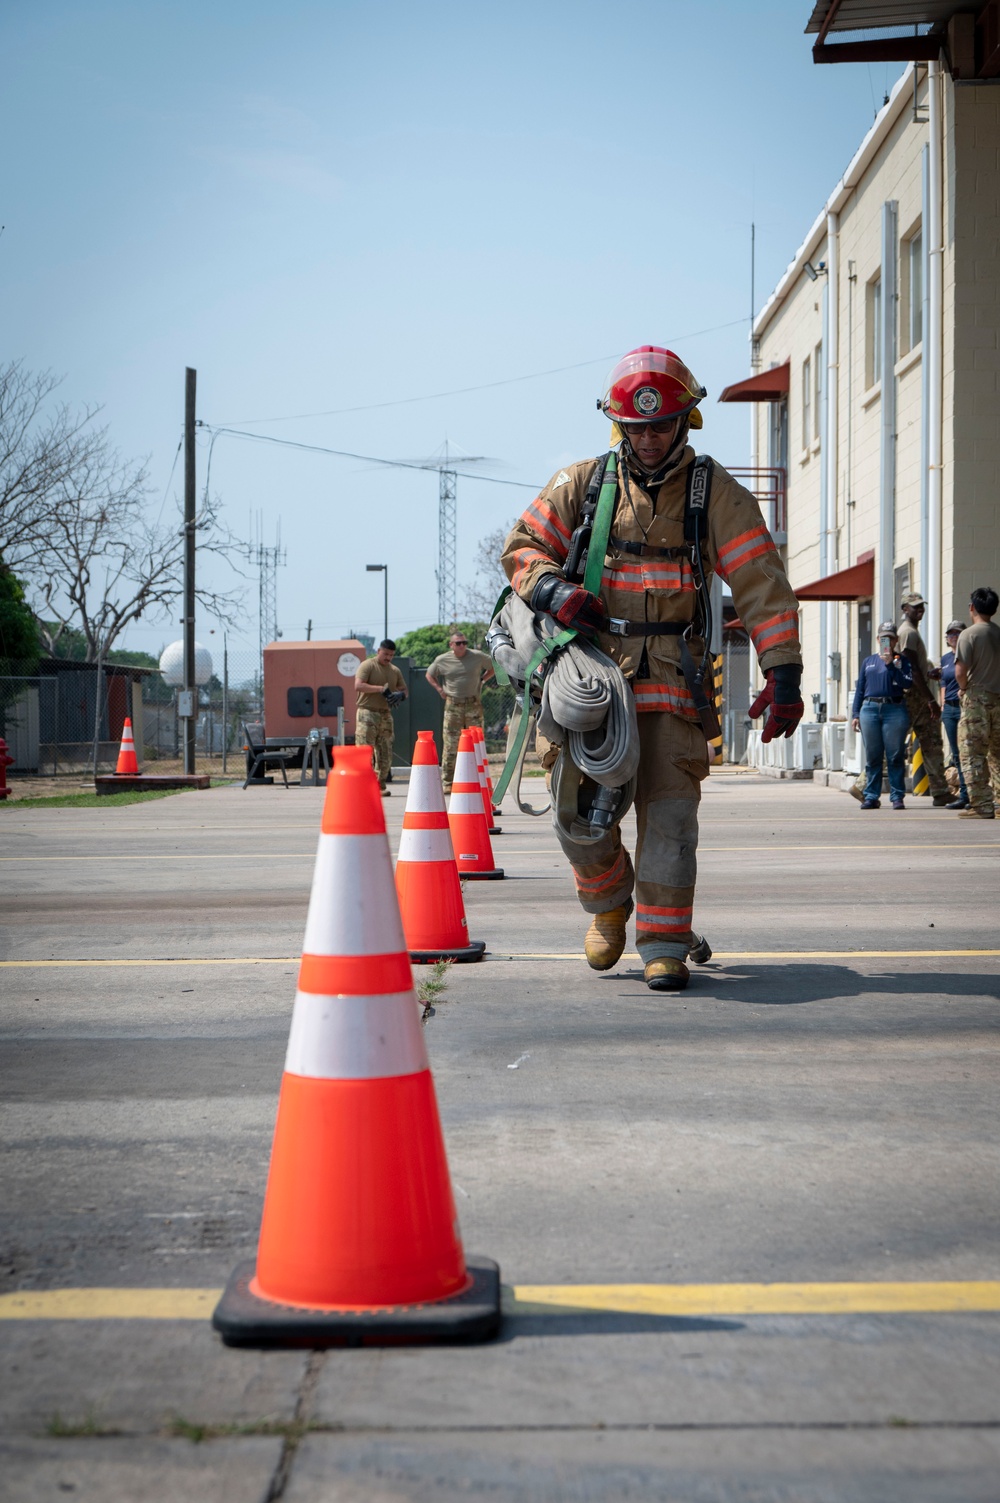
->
xmin=582 ymin=451 xmax=619 ymax=597
xmin=683 ymin=454 xmax=714 ymax=544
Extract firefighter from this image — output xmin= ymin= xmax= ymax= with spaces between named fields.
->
xmin=500 ymin=346 xmax=803 ymax=992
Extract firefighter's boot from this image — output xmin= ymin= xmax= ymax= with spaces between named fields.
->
xmin=644 ymin=957 xmax=690 ymax=992
xmin=584 ymin=901 xmax=632 ymax=971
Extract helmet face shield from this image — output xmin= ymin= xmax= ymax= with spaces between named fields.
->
xmin=601 ymin=345 xmax=706 ymax=424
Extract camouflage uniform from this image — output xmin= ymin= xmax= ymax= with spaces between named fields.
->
xmin=897 ymin=616 xmax=948 ymax=797
xmin=355 ymin=656 xmax=405 ymax=790
xmin=957 ymin=689 xmax=1000 ymax=814
xmin=501 ymin=445 xmax=801 ymax=964
xmin=355 ymin=708 xmax=395 ymax=789
xmin=442 ymin=697 xmax=484 ymax=787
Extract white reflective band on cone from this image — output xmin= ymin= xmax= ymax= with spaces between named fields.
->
xmin=303 ymin=834 xmax=406 ymax=957
xmin=405 ymin=764 xmax=446 ymax=814
xmin=449 ymin=792 xmax=484 ymax=816
xmin=284 ymin=989 xmax=429 ymax=1080
xmin=397 ymin=826 xmax=455 ymax=864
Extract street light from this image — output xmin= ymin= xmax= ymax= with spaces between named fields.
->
xmin=366 ymin=564 xmax=388 ymax=643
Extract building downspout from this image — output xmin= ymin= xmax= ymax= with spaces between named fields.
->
xmin=825 ymin=210 xmax=840 ymax=715
xmin=819 ymin=269 xmax=829 ymax=716
xmin=879 ymin=200 xmax=898 ymax=624
xmin=926 ymin=59 xmax=943 ymax=656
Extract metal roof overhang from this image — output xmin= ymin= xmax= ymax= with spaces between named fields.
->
xmin=804 ymin=0 xmax=983 ymax=63
xmin=718 ymin=364 xmax=790 ymax=403
xmin=795 ymin=556 xmax=875 ymax=600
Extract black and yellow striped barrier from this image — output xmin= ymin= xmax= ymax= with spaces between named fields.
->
xmin=709 ymin=653 xmax=724 ymax=763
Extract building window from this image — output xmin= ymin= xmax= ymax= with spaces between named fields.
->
xmin=769 ymin=398 xmax=788 ymax=473
xmin=867 ymin=274 xmax=882 ymax=387
xmin=814 ymin=342 xmax=823 ymax=442
xmin=802 ymin=355 xmax=811 ymax=451
xmin=900 ymin=227 xmax=923 ymax=355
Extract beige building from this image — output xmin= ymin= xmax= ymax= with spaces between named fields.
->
xmin=723 ymin=47 xmax=1000 ymax=721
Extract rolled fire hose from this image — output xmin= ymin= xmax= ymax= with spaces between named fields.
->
xmin=488 ymin=591 xmax=639 ymax=835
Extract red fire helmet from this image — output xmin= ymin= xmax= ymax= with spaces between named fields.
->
xmin=599 ymin=347 xmax=707 ymax=427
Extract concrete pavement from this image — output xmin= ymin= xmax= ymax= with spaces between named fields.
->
xmin=1 ymin=770 xmax=998 ymax=1499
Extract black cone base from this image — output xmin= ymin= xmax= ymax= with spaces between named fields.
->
xmin=461 ymin=868 xmax=504 ymax=880
xmin=410 ymin=940 xmax=486 ymax=965
xmin=213 ymin=1255 xmax=501 ymax=1348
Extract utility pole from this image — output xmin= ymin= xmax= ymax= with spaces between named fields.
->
xmin=306 ymin=619 xmax=313 ymax=641
xmin=183 ymin=367 xmax=197 ymax=776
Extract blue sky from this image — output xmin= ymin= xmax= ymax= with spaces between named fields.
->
xmin=4 ymin=1 xmax=896 ymax=657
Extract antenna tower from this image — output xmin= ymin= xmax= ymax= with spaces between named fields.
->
xmin=252 ymin=514 xmax=287 ymax=665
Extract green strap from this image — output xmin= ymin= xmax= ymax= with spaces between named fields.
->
xmin=490 ymin=453 xmax=620 ymax=808
xmin=582 ymin=451 xmax=618 ymax=598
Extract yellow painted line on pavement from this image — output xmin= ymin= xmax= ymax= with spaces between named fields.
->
xmin=3 ymin=1282 xmax=999 ymax=1321
xmin=510 ymin=1281 xmax=1000 ymax=1316
xmin=3 ymin=950 xmax=1000 ymax=970
xmin=498 ymin=950 xmax=1000 ymax=961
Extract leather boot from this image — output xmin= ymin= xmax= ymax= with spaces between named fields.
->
xmin=584 ymin=902 xmax=631 ymax=971
xmin=644 ymin=958 xmax=690 ymax=992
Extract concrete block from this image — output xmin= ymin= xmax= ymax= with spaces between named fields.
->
xmin=0 ymin=1438 xmax=283 ymax=1503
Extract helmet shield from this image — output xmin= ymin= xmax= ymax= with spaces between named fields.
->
xmin=601 ymin=346 xmax=706 ymax=424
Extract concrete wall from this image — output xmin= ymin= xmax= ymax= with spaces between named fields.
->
xmin=949 ymin=82 xmax=1000 ymax=621
xmin=752 ymin=67 xmax=999 ymax=721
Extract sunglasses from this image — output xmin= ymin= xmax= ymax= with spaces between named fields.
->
xmin=452 ymin=639 xmax=468 ymax=646
xmin=622 ymin=418 xmax=679 ymax=437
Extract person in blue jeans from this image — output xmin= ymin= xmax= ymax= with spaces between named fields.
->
xmin=940 ymin=619 xmax=970 ymax=809
xmin=851 ymin=622 xmax=914 ymax=809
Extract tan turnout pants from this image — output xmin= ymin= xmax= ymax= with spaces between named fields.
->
xmin=555 ymin=711 xmax=709 ymax=963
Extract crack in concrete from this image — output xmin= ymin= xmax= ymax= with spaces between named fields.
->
xmin=263 ymin=1349 xmax=327 ymax=1502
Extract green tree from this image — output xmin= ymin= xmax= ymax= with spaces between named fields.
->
xmin=0 ymin=559 xmax=39 ymax=673
xmin=396 ymin=621 xmax=486 ymax=667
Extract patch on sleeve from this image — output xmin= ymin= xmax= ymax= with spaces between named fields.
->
xmin=553 ymin=470 xmax=572 ymax=488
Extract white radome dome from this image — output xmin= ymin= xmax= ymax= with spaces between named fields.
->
xmin=159 ymin=640 xmax=213 ymax=687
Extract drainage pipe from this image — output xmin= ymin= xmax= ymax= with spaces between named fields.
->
xmin=926 ymin=59 xmax=943 ymax=657
xmin=824 ymin=210 xmax=840 ymax=714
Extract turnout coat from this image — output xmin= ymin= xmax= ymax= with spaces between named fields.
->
xmin=501 ymin=445 xmax=802 ymax=723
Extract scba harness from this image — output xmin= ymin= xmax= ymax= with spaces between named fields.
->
xmin=488 ymin=449 xmax=719 ymax=806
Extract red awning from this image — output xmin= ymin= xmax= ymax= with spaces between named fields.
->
xmin=718 ymin=363 xmax=790 ymax=403
xmin=795 ymin=554 xmax=875 ymax=601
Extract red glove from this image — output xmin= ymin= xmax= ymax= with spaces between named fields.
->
xmin=530 ymin=575 xmax=605 ymax=635
xmin=749 ymin=667 xmax=804 ymax=743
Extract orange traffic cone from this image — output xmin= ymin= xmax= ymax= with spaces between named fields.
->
xmin=448 ymin=730 xmax=503 ymax=880
xmin=212 ymin=744 xmax=500 ymax=1346
xmin=396 ymin=731 xmax=485 ymax=964
xmin=114 ymin=718 xmax=139 ymax=776
xmin=470 ymin=726 xmax=501 ymax=835
xmin=477 ymin=726 xmax=502 ymax=818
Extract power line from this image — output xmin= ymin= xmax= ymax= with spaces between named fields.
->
xmin=199 ymin=425 xmax=541 ymax=489
xmin=217 ymin=317 xmax=750 ymax=426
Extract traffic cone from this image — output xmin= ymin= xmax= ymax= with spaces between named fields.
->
xmin=114 ymin=718 xmax=139 ymax=776
xmin=212 ymin=744 xmax=500 ymax=1346
xmin=448 ymin=730 xmax=503 ymax=880
xmin=396 ymin=731 xmax=485 ymax=964
xmin=470 ymin=726 xmax=501 ymax=834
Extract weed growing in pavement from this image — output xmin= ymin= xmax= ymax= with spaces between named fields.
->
xmin=417 ymin=958 xmax=453 ymax=1019
xmin=46 ymin=1408 xmax=120 ymax=1438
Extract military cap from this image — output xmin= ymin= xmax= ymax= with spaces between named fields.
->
xmin=945 ymin=619 xmax=965 ymax=634
xmin=900 ymin=591 xmax=926 ymax=608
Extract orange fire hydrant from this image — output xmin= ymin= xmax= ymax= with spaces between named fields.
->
xmin=0 ymin=737 xmax=13 ymax=799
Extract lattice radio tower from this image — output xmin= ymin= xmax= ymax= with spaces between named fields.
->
xmin=252 ymin=514 xmax=287 ymax=666
xmin=418 ymin=442 xmax=490 ymax=624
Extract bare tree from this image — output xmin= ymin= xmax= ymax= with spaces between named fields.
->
xmin=0 ymin=361 xmax=108 ymax=567
xmin=33 ymin=475 xmax=243 ymax=663
xmin=459 ymin=519 xmax=516 ymax=622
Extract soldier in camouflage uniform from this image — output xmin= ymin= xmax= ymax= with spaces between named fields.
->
xmin=955 ymin=587 xmax=1000 ymax=819
xmin=897 ymin=592 xmax=950 ymax=805
xmin=354 ymin=640 xmax=407 ymax=794
xmin=501 ymin=346 xmax=803 ymax=993
xmin=426 ymin=632 xmax=494 ymax=790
